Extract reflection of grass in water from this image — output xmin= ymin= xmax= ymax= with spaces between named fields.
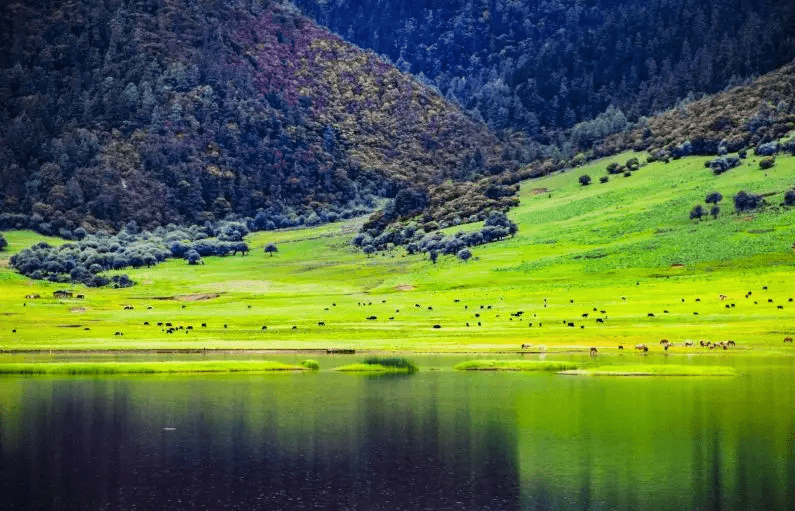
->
xmin=0 ymin=361 xmax=306 ymax=375
xmin=454 ymin=360 xmax=580 ymax=371
xmin=562 ymin=364 xmax=737 ymax=376
xmin=337 ymin=356 xmax=418 ymax=373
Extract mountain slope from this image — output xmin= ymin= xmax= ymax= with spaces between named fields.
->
xmin=294 ymin=0 xmax=795 ymax=142
xmin=0 ymin=0 xmax=519 ymax=235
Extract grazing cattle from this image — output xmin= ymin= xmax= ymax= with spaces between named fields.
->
xmin=432 ymin=324 xmax=441 ymax=329
xmin=114 ymin=331 xmax=123 ymax=336
xmin=725 ymin=304 xmax=730 ymax=309
xmin=12 ymin=329 xmax=16 ymax=333
xmin=719 ymin=294 xmax=727 ymax=300
xmin=187 ymin=326 xmax=193 ymax=330
xmin=454 ymin=299 xmax=460 ymax=303
xmin=618 ymin=345 xmax=624 ymax=350
xmin=784 ymin=337 xmax=793 ymax=343
xmin=224 ymin=324 xmax=228 ymax=328
xmin=567 ymin=322 xmax=575 ymax=327
xmin=366 ymin=316 xmax=377 ymax=320
xmin=478 ymin=322 xmax=481 ymax=326
xmin=693 ymin=312 xmax=699 ymax=315
xmin=332 ymin=303 xmax=336 ymax=306
xmin=778 ymin=305 xmax=784 ymax=309
xmin=622 ymin=297 xmax=626 ymax=301
xmin=428 ymin=307 xmax=433 ymax=310
xmin=147 ymin=306 xmax=153 ymax=310
xmin=165 ymin=322 xmax=172 ymax=327
xmin=416 ymin=304 xmax=421 ymax=308
xmin=247 ymin=305 xmax=252 ymax=309
xmin=684 ymin=340 xmax=694 ymax=347
xmin=593 ymin=307 xmax=597 ymax=312
xmin=600 ymin=310 xmax=606 ymax=314
xmin=292 ymin=326 xmax=298 ymax=329
xmin=317 ymin=322 xmax=325 ymax=326
xmin=763 ymin=286 xmax=768 ymax=290
xmin=769 ymin=299 xmax=774 ymax=303
xmin=664 ymin=344 xmax=669 ymax=351
xmin=663 ymin=310 xmax=669 ymax=313
xmin=84 ymin=327 xmax=90 ymax=331
xmin=582 ymin=313 xmax=589 ymax=318
xmin=157 ymin=322 xmax=163 ymax=326
xmin=521 ymin=343 xmax=532 ymax=349
xmin=789 ymin=298 xmax=793 ymax=303
xmin=570 ymin=300 xmax=574 ymax=303
xmin=201 ymin=323 xmax=206 ymax=327
xmin=262 ymin=326 xmax=268 ymax=330
xmin=182 ymin=305 xmax=186 ymax=309
xmin=123 ymin=305 xmax=134 ymax=310
xmin=635 ymin=344 xmax=648 ymax=352
xmin=596 ymin=318 xmax=604 ymax=323
xmin=389 ymin=317 xmax=395 ymax=320
xmin=475 ymin=313 xmax=480 ymax=317
xmin=648 ymin=313 xmax=655 ymax=317
xmin=659 ymin=339 xmax=669 ymax=345
xmin=727 ymin=340 xmax=736 ymax=346
xmin=681 ymin=298 xmax=685 ymax=302
xmin=590 ymin=347 xmax=598 ymax=356
xmin=396 ymin=309 xmax=400 ymax=313
xmin=143 ymin=322 xmax=149 ymax=326
xmin=695 ymin=298 xmax=701 ymax=302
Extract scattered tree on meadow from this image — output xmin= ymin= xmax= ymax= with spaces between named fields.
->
xmin=689 ymin=205 xmax=705 ymax=220
xmin=579 ymin=175 xmax=592 ymax=186
xmin=429 ymin=250 xmax=439 ymax=264
xmin=710 ymin=206 xmax=720 ymax=218
xmin=706 ymin=192 xmax=723 ymax=204
xmin=759 ymin=156 xmax=776 ymax=169
xmin=457 ymin=248 xmax=472 ymax=262
xmin=264 ymin=243 xmax=278 ymax=256
xmin=599 ymin=176 xmax=609 ymax=183
xmin=784 ymin=190 xmax=795 ymax=206
xmin=733 ymin=191 xmax=763 ymax=212
xmin=0 ymin=234 xmax=6 ymax=252
xmin=186 ymin=249 xmax=202 ymax=265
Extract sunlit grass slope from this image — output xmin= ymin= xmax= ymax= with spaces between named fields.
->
xmin=2 ymin=152 xmax=795 ymax=352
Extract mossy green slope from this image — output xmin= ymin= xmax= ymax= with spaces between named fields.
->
xmin=2 ymin=152 xmax=795 ymax=352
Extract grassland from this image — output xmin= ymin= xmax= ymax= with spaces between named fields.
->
xmin=2 ymin=152 xmax=795 ymax=355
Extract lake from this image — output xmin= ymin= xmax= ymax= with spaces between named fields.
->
xmin=0 ymin=354 xmax=793 ymax=510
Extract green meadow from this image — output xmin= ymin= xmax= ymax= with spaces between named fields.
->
xmin=2 ymin=152 xmax=795 ymax=355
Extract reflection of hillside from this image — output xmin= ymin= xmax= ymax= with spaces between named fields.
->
xmin=0 ymin=373 xmax=522 ymax=509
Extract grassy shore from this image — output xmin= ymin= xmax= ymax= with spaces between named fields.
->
xmin=2 ymin=152 xmax=795 ymax=354
xmin=0 ymin=360 xmax=307 ymax=375
xmin=560 ymin=364 xmax=738 ymax=376
xmin=336 ymin=356 xmax=418 ymax=373
xmin=453 ymin=360 xmax=580 ymax=371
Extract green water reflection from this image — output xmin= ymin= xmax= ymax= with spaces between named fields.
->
xmin=0 ymin=354 xmax=792 ymax=510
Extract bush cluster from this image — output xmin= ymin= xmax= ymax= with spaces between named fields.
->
xmin=707 ymin=155 xmax=741 ymax=175
xmin=8 ymin=220 xmax=253 ymax=287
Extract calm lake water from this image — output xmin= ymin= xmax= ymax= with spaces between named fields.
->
xmin=0 ymin=354 xmax=793 ymax=510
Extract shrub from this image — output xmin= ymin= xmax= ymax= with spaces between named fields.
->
xmin=623 ymin=171 xmax=632 ymax=177
xmin=710 ymin=156 xmax=740 ymax=175
xmin=457 ymin=248 xmax=472 ymax=262
xmin=578 ymin=174 xmax=592 ymax=186
xmin=689 ymin=205 xmax=705 ymax=220
xmin=759 ymin=156 xmax=775 ymax=169
xmin=755 ymin=142 xmax=780 ymax=156
xmin=0 ymin=234 xmax=6 ymax=252
xmin=186 ymin=249 xmax=202 ymax=265
xmin=710 ymin=206 xmax=720 ymax=218
xmin=733 ymin=191 xmax=763 ymax=212
xmin=599 ymin=176 xmax=609 ymax=183
xmin=705 ymin=192 xmax=723 ymax=204
xmin=784 ymin=190 xmax=795 ymax=206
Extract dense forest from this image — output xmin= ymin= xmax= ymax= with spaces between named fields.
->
xmin=0 ymin=0 xmax=523 ymax=236
xmin=294 ymin=0 xmax=795 ymax=143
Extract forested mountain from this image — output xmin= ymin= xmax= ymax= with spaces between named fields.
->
xmin=0 ymin=0 xmax=522 ymax=236
xmin=293 ymin=0 xmax=795 ymax=142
